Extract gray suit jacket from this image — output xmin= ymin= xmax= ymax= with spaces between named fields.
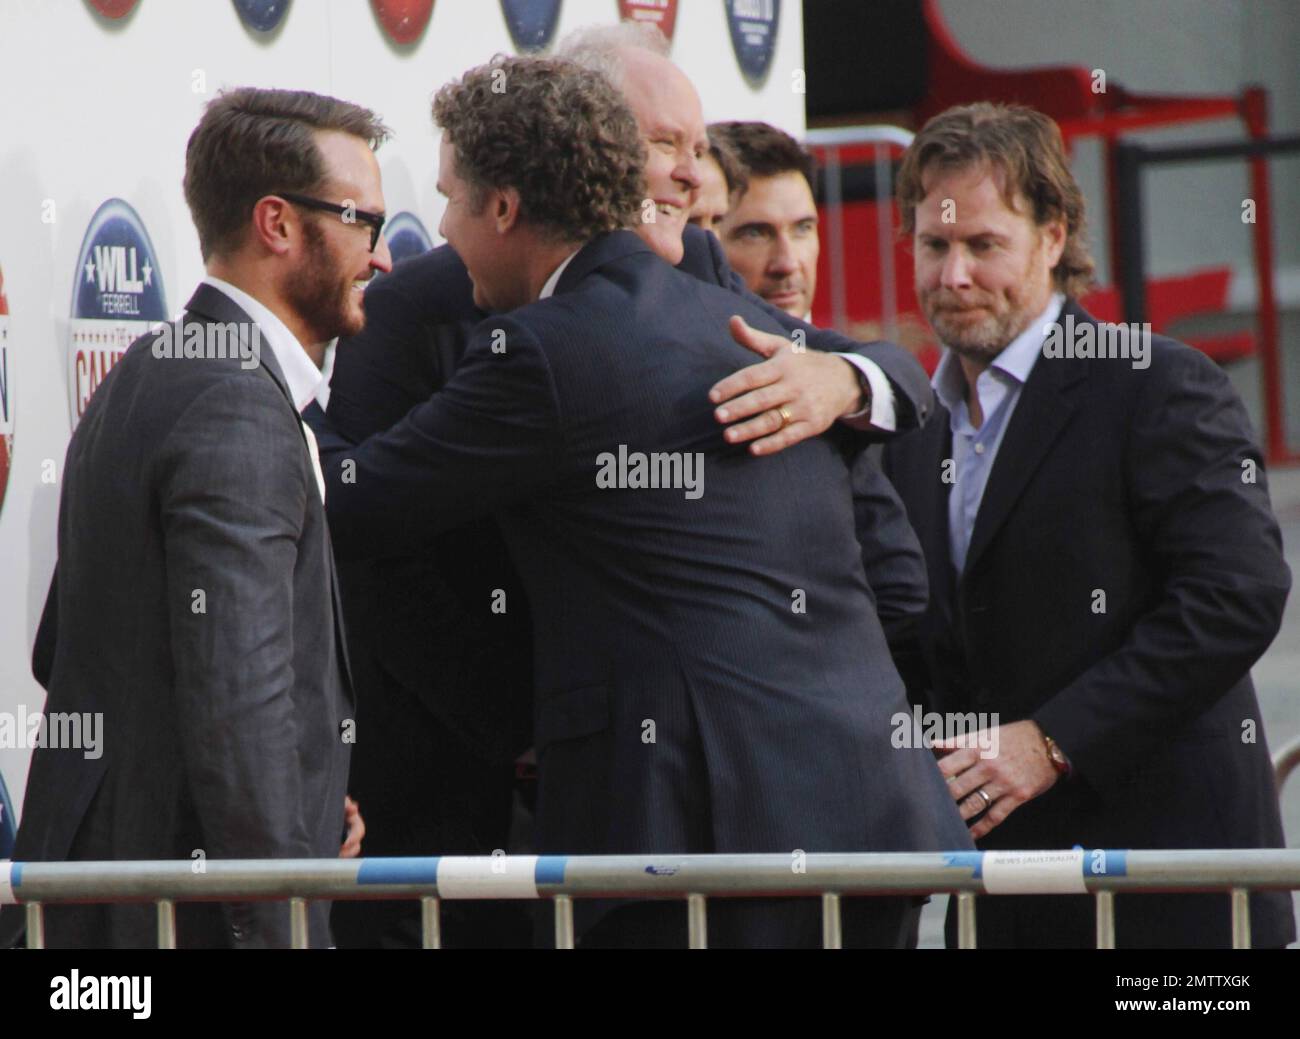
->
xmin=1 ymin=283 xmax=352 ymax=949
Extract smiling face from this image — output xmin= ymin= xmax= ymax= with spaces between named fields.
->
xmin=913 ymin=163 xmax=1065 ymax=363
xmin=284 ymin=130 xmax=392 ymax=342
xmin=718 ymin=170 xmax=819 ymax=318
xmin=436 ymin=136 xmax=513 ymax=312
xmin=617 ymin=47 xmax=708 ymax=266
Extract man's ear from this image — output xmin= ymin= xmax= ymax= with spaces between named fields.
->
xmin=1041 ymin=216 xmax=1067 ymax=269
xmin=249 ymin=196 xmax=294 ymax=256
xmin=495 ymin=187 xmax=521 ymax=235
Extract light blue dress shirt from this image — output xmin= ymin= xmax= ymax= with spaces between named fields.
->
xmin=933 ymin=293 xmax=1064 ymax=574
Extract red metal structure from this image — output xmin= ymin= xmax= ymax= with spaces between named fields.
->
xmin=807 ymin=0 xmax=1288 ymax=458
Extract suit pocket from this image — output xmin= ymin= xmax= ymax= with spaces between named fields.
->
xmin=536 ymin=684 xmax=609 ymax=753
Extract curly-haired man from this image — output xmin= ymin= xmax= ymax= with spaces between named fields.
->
xmin=319 ymin=55 xmax=971 ymax=949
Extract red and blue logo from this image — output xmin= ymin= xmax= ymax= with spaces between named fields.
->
xmin=500 ymin=0 xmax=562 ymax=53
xmin=725 ymin=0 xmax=780 ymax=87
xmin=68 ymin=199 xmax=168 ymax=425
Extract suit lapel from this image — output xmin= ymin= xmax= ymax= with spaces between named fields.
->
xmin=924 ymin=413 xmax=958 ymax=630
xmin=185 ymin=283 xmax=355 ymax=705
xmin=183 ymin=283 xmax=295 ymax=409
xmin=962 ymin=304 xmax=1090 ymax=575
xmin=184 ymin=282 xmax=320 ymax=465
xmin=302 ymin=402 xmax=356 ymax=706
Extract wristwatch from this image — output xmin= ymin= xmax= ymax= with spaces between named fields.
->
xmin=853 ymin=365 xmax=873 ymax=419
xmin=1043 ymin=734 xmax=1072 ymax=777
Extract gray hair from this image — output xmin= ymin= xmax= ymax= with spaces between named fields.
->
xmin=555 ymin=22 xmax=670 ymax=89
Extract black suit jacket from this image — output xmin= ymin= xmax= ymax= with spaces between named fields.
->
xmin=321 ymin=231 xmax=971 ymax=945
xmin=320 ymin=226 xmax=929 ymax=946
xmin=2 ymin=284 xmax=352 ymax=949
xmin=679 ymin=228 xmax=929 ymax=643
xmin=323 ymin=226 xmax=930 ymax=760
xmin=884 ymin=300 xmax=1294 ymax=948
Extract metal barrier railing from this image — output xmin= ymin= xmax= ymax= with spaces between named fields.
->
xmin=1275 ymin=734 xmax=1300 ymax=794
xmin=805 ymin=125 xmax=915 ymax=340
xmin=5 ymin=849 xmax=1298 ymax=950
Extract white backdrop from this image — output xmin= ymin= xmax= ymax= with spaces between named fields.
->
xmin=0 ymin=0 xmax=806 ymax=820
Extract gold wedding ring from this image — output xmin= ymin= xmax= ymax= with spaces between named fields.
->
xmin=778 ymin=405 xmax=794 ymax=429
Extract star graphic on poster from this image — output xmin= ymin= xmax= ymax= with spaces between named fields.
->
xmin=142 ymin=261 xmax=153 ymax=286
xmin=84 ymin=260 xmax=96 ymax=283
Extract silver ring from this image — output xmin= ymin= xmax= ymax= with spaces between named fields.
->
xmin=975 ymin=788 xmax=992 ymax=809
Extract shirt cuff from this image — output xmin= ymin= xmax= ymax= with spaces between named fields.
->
xmin=836 ymin=354 xmax=896 ymax=432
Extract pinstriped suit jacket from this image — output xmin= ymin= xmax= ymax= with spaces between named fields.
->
xmin=321 ymin=231 xmax=972 ymax=943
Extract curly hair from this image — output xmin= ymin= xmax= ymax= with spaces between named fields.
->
xmin=432 ymin=55 xmax=645 ymax=245
xmin=184 ymin=87 xmax=389 ymax=261
xmin=895 ymin=103 xmax=1095 ymax=298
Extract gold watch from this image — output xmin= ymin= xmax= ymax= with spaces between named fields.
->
xmin=1043 ymin=734 xmax=1071 ymax=777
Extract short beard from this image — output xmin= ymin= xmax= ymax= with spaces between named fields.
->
xmin=923 ymin=293 xmax=1037 ymax=365
xmin=925 ymin=275 xmax=1045 ymax=366
xmin=283 ymin=218 xmax=362 ymax=343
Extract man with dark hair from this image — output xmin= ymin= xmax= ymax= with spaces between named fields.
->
xmin=709 ymin=119 xmax=928 ymax=651
xmin=321 ymin=54 xmax=969 ymax=950
xmin=883 ymin=102 xmax=1294 ymax=948
xmin=1 ymin=87 xmax=389 ymax=949
xmin=323 ymin=25 xmax=938 ymax=949
xmin=709 ymin=121 xmax=819 ymax=321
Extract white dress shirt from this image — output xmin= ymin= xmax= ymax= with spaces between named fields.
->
xmin=933 ymin=292 xmax=1064 ymax=573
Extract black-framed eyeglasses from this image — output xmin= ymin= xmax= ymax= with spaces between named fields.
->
xmin=276 ymin=191 xmax=386 ymax=251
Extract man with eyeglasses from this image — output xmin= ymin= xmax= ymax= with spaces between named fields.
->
xmin=0 ymin=87 xmax=390 ymax=949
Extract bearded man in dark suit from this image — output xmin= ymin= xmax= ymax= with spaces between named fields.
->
xmin=2 ymin=87 xmax=387 ymax=948
xmin=883 ymin=102 xmax=1294 ymax=949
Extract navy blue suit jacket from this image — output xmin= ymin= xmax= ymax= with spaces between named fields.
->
xmin=321 ymin=232 xmax=970 ymax=923
xmin=319 ymin=226 xmax=930 ymax=946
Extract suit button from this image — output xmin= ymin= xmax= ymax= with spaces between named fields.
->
xmin=231 ymin=924 xmax=247 ymax=941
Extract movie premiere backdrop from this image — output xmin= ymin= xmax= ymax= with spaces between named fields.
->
xmin=0 ymin=0 xmax=803 ymax=818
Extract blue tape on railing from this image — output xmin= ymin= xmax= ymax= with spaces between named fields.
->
xmin=534 ymin=856 xmax=567 ymax=886
xmin=356 ymin=857 xmax=441 ymax=886
xmin=0 ymin=862 xmax=20 ymax=905
xmin=1082 ymin=849 xmax=1128 ymax=877
xmin=942 ymin=852 xmax=983 ymax=877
